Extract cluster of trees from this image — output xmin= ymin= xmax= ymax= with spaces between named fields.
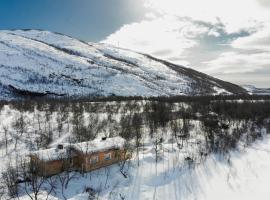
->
xmin=1 ymin=150 xmax=80 ymax=200
xmin=0 ymin=95 xmax=269 ymax=199
xmin=0 ymin=96 xmax=269 ymax=154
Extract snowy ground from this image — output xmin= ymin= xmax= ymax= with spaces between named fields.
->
xmin=117 ymin=137 xmax=270 ymax=200
xmin=184 ymin=137 xmax=270 ymax=200
xmin=0 ymin=104 xmax=269 ymax=200
xmin=16 ymin=135 xmax=270 ymax=200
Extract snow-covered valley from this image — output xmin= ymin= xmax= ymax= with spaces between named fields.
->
xmin=0 ymin=99 xmax=269 ymax=200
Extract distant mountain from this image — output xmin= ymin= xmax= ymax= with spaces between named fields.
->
xmin=0 ymin=30 xmax=247 ymax=100
xmin=243 ymin=85 xmax=270 ymax=95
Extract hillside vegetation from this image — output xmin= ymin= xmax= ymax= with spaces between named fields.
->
xmin=0 ymin=30 xmax=247 ymax=100
xmin=0 ymin=95 xmax=269 ymax=199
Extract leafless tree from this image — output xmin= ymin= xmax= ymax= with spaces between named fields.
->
xmin=153 ymin=130 xmax=163 ymax=163
xmin=56 ymin=112 xmax=64 ymax=138
xmin=0 ymin=184 xmax=5 ymax=200
xmin=132 ymin=114 xmax=142 ymax=166
xmin=20 ymin=158 xmax=48 ymax=200
xmin=118 ymin=144 xmax=132 ymax=178
xmin=12 ymin=112 xmax=28 ymax=150
xmin=3 ymin=126 xmax=9 ymax=155
xmin=72 ymin=105 xmax=86 ymax=142
xmin=86 ymin=113 xmax=101 ymax=140
xmin=56 ymin=147 xmax=77 ymax=200
xmin=1 ymin=164 xmax=20 ymax=199
xmin=13 ymin=112 xmax=28 ymax=136
xmin=170 ymin=120 xmax=179 ymax=150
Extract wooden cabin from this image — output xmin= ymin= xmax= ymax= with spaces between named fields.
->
xmin=29 ymin=137 xmax=130 ymax=177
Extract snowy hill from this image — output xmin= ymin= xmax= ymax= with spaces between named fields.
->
xmin=0 ymin=30 xmax=247 ymax=100
xmin=243 ymin=85 xmax=270 ymax=95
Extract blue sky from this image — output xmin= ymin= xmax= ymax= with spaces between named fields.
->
xmin=0 ymin=0 xmax=270 ymax=87
xmin=0 ymin=0 xmax=146 ymax=41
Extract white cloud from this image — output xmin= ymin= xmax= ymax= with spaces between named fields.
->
xmin=208 ymin=29 xmax=220 ymax=37
xmin=145 ymin=0 xmax=269 ymax=33
xmin=257 ymin=0 xmax=270 ymax=7
xmin=203 ymin=23 xmax=270 ymax=86
xmin=102 ymin=0 xmax=270 ymax=86
xmin=213 ymin=73 xmax=270 ymax=88
xmin=205 ymin=23 xmax=270 ymax=86
xmin=204 ymin=51 xmax=270 ymax=74
xmin=232 ymin=24 xmax=270 ymax=51
xmin=144 ymin=12 xmax=157 ymax=20
xmin=103 ymin=17 xmax=210 ymax=63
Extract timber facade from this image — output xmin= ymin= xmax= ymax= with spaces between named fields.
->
xmin=29 ymin=137 xmax=130 ymax=176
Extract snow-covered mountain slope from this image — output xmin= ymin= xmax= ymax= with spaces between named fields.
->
xmin=243 ymin=85 xmax=270 ymax=95
xmin=0 ymin=30 xmax=247 ymax=100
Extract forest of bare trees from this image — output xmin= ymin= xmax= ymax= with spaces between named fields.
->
xmin=0 ymin=95 xmax=269 ymax=199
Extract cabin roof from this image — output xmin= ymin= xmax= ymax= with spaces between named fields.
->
xmin=30 ymin=136 xmax=126 ymax=161
xmin=30 ymin=146 xmax=71 ymax=161
xmin=73 ymin=136 xmax=125 ymax=154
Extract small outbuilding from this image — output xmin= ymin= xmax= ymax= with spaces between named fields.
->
xmin=29 ymin=136 xmax=130 ymax=176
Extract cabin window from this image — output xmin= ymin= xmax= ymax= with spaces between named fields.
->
xmin=90 ymin=156 xmax=99 ymax=164
xmin=104 ymin=153 xmax=111 ymax=161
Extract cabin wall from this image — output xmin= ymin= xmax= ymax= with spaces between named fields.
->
xmin=31 ymin=148 xmax=130 ymax=176
xmin=42 ymin=160 xmax=64 ymax=176
xmin=30 ymin=155 xmax=73 ymax=177
xmin=30 ymin=158 xmax=64 ymax=177
xmin=80 ymin=149 xmax=128 ymax=172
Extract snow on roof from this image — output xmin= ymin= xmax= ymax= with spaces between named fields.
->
xmin=30 ymin=136 xmax=126 ymax=161
xmin=72 ymin=136 xmax=126 ymax=154
xmin=30 ymin=145 xmax=71 ymax=161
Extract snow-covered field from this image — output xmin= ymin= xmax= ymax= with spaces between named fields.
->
xmin=119 ymin=137 xmax=270 ymax=200
xmin=15 ymin=135 xmax=270 ymax=200
xmin=0 ymin=102 xmax=269 ymax=200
